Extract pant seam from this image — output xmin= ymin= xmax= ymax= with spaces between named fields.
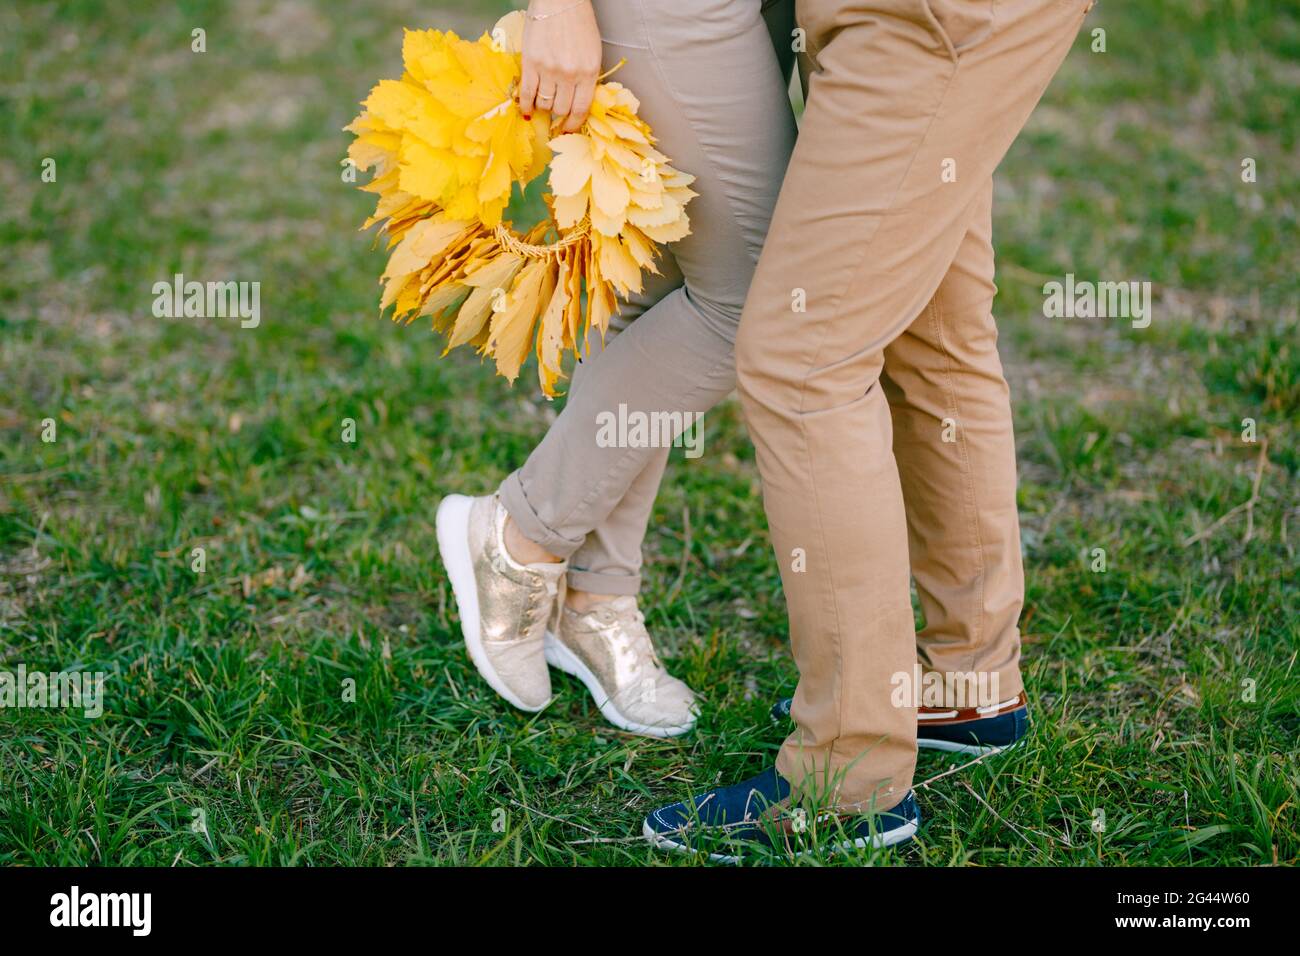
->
xmin=795 ymin=410 xmax=848 ymax=770
xmin=927 ymin=287 xmax=988 ymax=676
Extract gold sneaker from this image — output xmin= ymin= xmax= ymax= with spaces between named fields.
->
xmin=436 ymin=494 xmax=565 ymax=712
xmin=544 ymin=596 xmax=697 ymax=738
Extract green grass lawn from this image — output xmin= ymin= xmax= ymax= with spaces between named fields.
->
xmin=1 ymin=0 xmax=1296 ymax=865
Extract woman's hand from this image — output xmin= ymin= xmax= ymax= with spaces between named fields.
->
xmin=518 ymin=0 xmax=602 ymax=133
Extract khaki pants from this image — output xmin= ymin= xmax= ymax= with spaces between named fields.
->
xmin=737 ymin=0 xmax=1092 ymax=807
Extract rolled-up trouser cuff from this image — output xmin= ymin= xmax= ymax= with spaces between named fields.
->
xmin=497 ymin=470 xmax=587 ymax=559
xmin=566 ymin=567 xmax=641 ymax=596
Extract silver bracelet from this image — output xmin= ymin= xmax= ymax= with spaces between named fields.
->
xmin=527 ymin=0 xmax=587 ymax=21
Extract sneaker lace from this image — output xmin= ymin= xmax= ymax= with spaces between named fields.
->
xmin=520 ymin=575 xmax=558 ymax=632
xmin=607 ymin=607 xmax=662 ymax=674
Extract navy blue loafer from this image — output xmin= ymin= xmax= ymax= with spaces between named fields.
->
xmin=643 ymin=766 xmax=919 ymax=863
xmin=771 ymin=691 xmax=1029 ymax=755
xmin=916 ymin=691 xmax=1029 ymax=754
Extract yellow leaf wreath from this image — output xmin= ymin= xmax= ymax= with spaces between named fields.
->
xmin=346 ymin=10 xmax=697 ymax=396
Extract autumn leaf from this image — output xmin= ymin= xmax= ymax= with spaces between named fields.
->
xmin=347 ymin=10 xmax=696 ymax=396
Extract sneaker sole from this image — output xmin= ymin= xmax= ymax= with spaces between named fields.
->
xmin=777 ymin=704 xmax=1027 ymax=756
xmin=544 ymin=631 xmax=695 ymax=739
xmin=642 ymin=815 xmax=918 ymax=864
xmin=917 ymin=736 xmax=1025 ymax=756
xmin=436 ymin=494 xmax=549 ymax=713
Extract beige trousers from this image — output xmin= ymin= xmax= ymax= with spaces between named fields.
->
xmin=499 ymin=0 xmax=799 ymax=593
xmin=736 ymin=0 xmax=1093 ymax=807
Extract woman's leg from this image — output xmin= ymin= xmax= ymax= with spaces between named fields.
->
xmin=558 ymin=0 xmax=799 ymax=602
xmin=562 ymin=269 xmax=681 ymax=600
xmin=439 ymin=0 xmax=797 ymax=725
xmin=497 ymin=0 xmax=797 ymax=561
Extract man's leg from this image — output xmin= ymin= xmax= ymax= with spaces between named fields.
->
xmin=882 ymin=182 xmax=1025 ymax=708
xmin=735 ymin=0 xmax=1091 ymax=809
xmin=766 ymin=184 xmax=1029 ymax=746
